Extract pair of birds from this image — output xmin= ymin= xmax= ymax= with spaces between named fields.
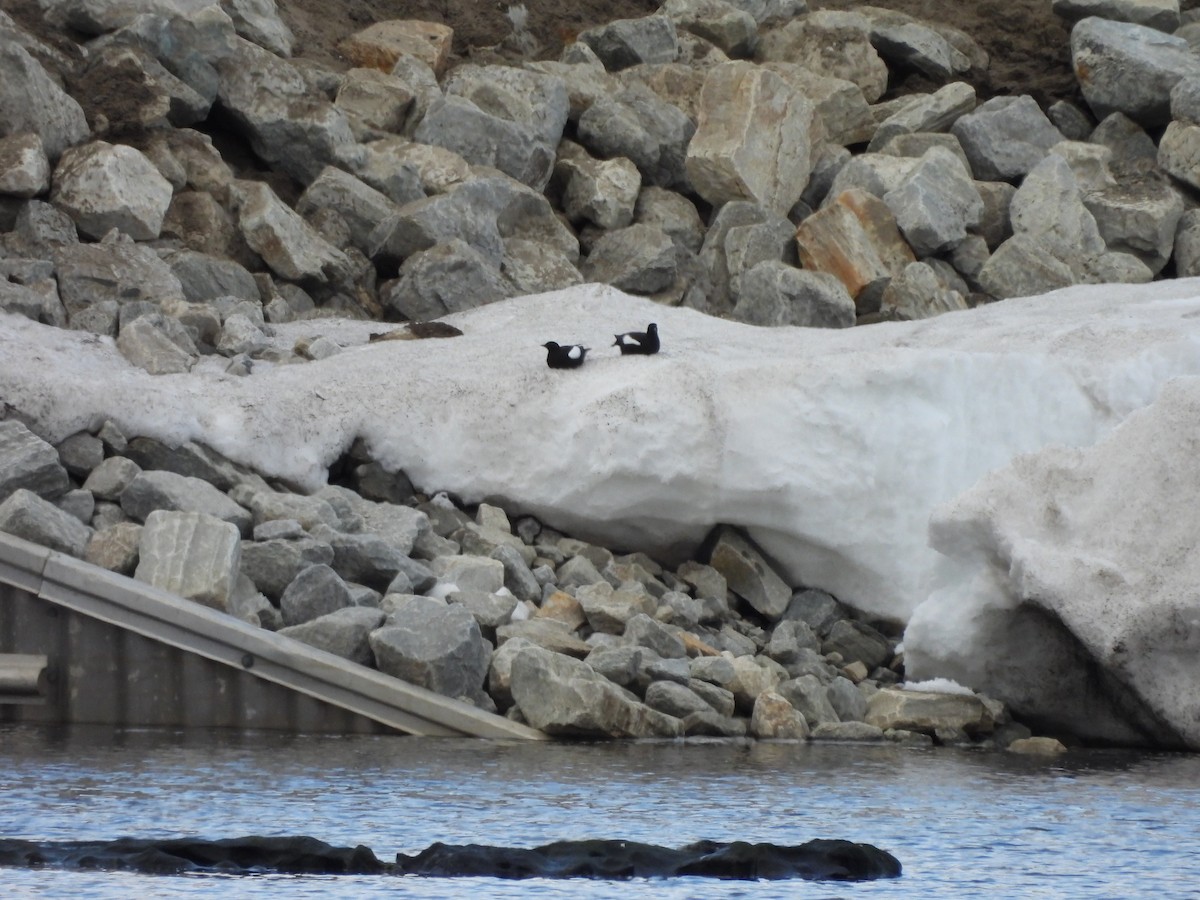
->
xmin=542 ymin=323 xmax=659 ymax=369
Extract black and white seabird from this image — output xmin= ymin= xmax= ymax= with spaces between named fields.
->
xmin=613 ymin=322 xmax=660 ymax=355
xmin=542 ymin=341 xmax=589 ymax=369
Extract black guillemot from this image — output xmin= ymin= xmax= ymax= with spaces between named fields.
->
xmin=613 ymin=322 xmax=659 ymax=355
xmin=542 ymin=341 xmax=589 ymax=369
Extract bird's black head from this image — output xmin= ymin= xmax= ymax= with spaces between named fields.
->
xmin=542 ymin=341 xmax=559 ymax=350
xmin=648 ymin=323 xmax=658 ymax=334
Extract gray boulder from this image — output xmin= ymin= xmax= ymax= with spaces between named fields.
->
xmin=977 ymin=234 xmax=1076 ymax=300
xmin=756 ymin=10 xmax=888 ymax=104
xmin=239 ymin=535 xmax=335 ymax=600
xmin=0 ymin=132 xmax=50 ymax=197
xmin=1071 ymin=16 xmax=1200 ymax=127
xmin=278 ymin=606 xmax=384 ymax=666
xmin=951 ymin=95 xmax=1065 ymax=182
xmin=858 ymin=7 xmax=971 ymax=80
xmin=280 ymin=563 xmax=356 ymax=626
xmin=382 ymin=239 xmax=516 ymax=320
xmin=296 ymin=166 xmax=401 ymax=254
xmin=85 ymin=520 xmax=143 ymax=574
xmin=81 ymin=457 xmax=141 ymax=503
xmin=576 ymin=84 xmax=695 ymax=189
xmin=135 ymin=509 xmax=241 ymax=611
xmin=165 ymin=249 xmax=259 ymax=304
xmin=865 ymin=687 xmax=994 ymax=738
xmin=823 ymin=619 xmax=893 ymax=671
xmin=0 ymin=420 xmax=70 ymax=500
xmin=582 ymin=223 xmax=677 ymax=295
xmin=751 ymin=689 xmax=810 ymax=739
xmin=1053 ymin=0 xmax=1182 ymax=32
xmin=879 ymin=261 xmax=969 ymax=321
xmin=577 ymin=15 xmax=680 ymax=70
xmin=882 ymin=146 xmax=983 ymax=257
xmin=868 ymin=82 xmax=977 ymax=152
xmin=121 ymin=470 xmax=252 ymax=534
xmin=230 ymin=180 xmax=352 ymax=284
xmin=625 ymin=613 xmax=687 ymax=659
xmin=1009 ymin=153 xmax=1106 ymax=276
xmin=1158 ymin=120 xmax=1200 ymax=193
xmin=0 ymin=39 xmax=89 ymax=161
xmin=778 ymin=673 xmax=841 ymax=728
xmin=558 ymin=150 xmax=641 ymax=230
xmin=370 ymin=596 xmax=492 ymax=703
xmin=52 ymin=242 xmax=186 ymax=328
xmin=732 ymin=262 xmax=856 ymax=328
xmin=708 ymin=526 xmax=791 ymax=619
xmin=496 ymin=618 xmax=592 ymax=658
xmin=1083 ymin=177 xmax=1183 ymax=275
xmin=644 ymin=679 xmax=717 ymax=718
xmin=0 ymin=488 xmax=91 ymax=556
xmin=116 ymin=313 xmax=198 ymax=375
xmin=509 ymin=644 xmax=684 ymax=737
xmin=662 ymin=0 xmax=759 ymax=57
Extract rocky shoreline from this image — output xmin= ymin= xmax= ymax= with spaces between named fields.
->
xmin=3 ymin=0 xmax=1199 ymax=746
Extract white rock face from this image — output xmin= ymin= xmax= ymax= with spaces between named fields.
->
xmin=50 ymin=141 xmax=173 ymax=240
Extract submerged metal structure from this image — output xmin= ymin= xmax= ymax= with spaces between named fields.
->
xmin=0 ymin=531 xmax=544 ymax=739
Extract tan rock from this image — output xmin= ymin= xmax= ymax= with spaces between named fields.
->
xmin=535 ymin=589 xmax=588 ymax=631
xmin=865 ymin=687 xmax=995 ymax=736
xmin=751 ymin=689 xmax=810 ymax=739
xmin=686 ymin=61 xmax=817 ymax=215
xmin=336 ymin=20 xmax=453 ymax=77
xmin=1007 ymin=736 xmax=1068 ymax=755
xmin=795 ymin=188 xmax=915 ymax=309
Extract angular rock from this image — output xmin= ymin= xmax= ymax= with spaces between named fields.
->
xmin=489 ymin=543 xmax=542 ymax=605
xmin=685 ymin=61 xmax=816 ymax=215
xmin=239 ymin=535 xmax=335 ymax=600
xmin=865 ymin=687 xmax=994 ymax=737
xmin=732 ymin=262 xmax=856 ymax=328
xmin=662 ymin=0 xmax=759 ymax=57
xmin=215 ymin=36 xmax=355 ymax=183
xmin=882 ymin=146 xmax=982 ymax=257
xmin=778 ymin=674 xmax=841 ymax=728
xmin=1174 ymin=208 xmax=1200 ymax=276
xmin=765 ymin=64 xmax=875 ymax=147
xmin=510 ymin=644 xmax=683 ymax=737
xmin=1083 ymin=177 xmax=1183 ymax=275
xmin=309 ymin=525 xmax=409 ymax=590
xmin=1071 ymin=16 xmax=1200 ymax=127
xmin=336 ymin=20 xmax=453 ymax=77
xmin=578 ymin=15 xmax=680 ymax=70
xmin=230 ymin=180 xmax=352 ymax=284
xmin=868 ymin=82 xmax=977 ymax=152
xmin=84 ymin=521 xmax=142 ymax=574
xmin=751 ymin=689 xmax=810 ymax=739
xmin=558 ymin=152 xmax=641 ymax=230
xmin=827 ymin=676 xmax=869 ymax=722
xmin=0 ymin=420 xmax=71 ymax=500
xmin=116 ymin=313 xmax=197 ymax=374
xmin=496 ymin=618 xmax=591 ymax=658
xmin=448 ymin=589 xmax=519 ymax=632
xmin=334 ymin=67 xmax=417 ymax=139
xmin=576 ymin=84 xmax=695 ymax=189
xmin=280 ymin=563 xmax=356 ymax=626
xmin=1158 ymin=120 xmax=1200 ymax=192
xmin=756 ymin=10 xmax=888 ymax=104
xmin=950 ymin=95 xmax=1065 ymax=182
xmin=879 ymin=260 xmax=969 ymax=321
xmin=0 ymin=488 xmax=91 ymax=556
xmin=382 ymin=239 xmax=516 ymax=320
xmin=370 ymin=597 xmax=491 ymax=702
xmin=135 ymin=509 xmax=241 ymax=610
xmin=278 ymin=605 xmax=385 ymax=665
xmin=1009 ymin=154 xmax=1106 ymax=275
xmin=501 ymin=239 xmax=584 ymax=295
xmin=860 ymin=8 xmax=971 ymax=80
xmin=1053 ymin=0 xmax=1182 ymax=32
xmin=121 ymin=470 xmax=251 ymax=534
xmin=296 ymin=167 xmax=400 ymax=254
xmin=577 ymin=582 xmax=658 ymax=634
xmin=822 ymin=619 xmax=893 ymax=671
xmin=705 ymin=528 xmax=792 ymax=619
xmin=49 ymin=141 xmax=172 ymax=240
xmin=0 ymin=40 xmax=89 ymax=162
xmin=625 ymin=613 xmax=687 ymax=659
xmin=582 ymin=223 xmax=676 ymax=295
xmin=977 ymin=234 xmax=1076 ymax=300
xmin=0 ymin=133 xmax=50 ymax=198
xmin=428 ymin=555 xmax=505 ymax=594
xmin=644 ymin=679 xmax=716 ymax=718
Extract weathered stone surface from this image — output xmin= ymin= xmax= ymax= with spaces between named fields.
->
xmin=1083 ymin=177 xmax=1183 ymax=275
xmin=732 ymin=262 xmax=856 ymax=328
xmin=882 ymin=145 xmax=983 ymax=257
xmin=868 ymin=82 xmax=976 ymax=152
xmin=1159 ymin=120 xmax=1200 ymax=192
xmin=1054 ymin=0 xmax=1181 ymax=32
xmin=558 ymin=151 xmax=641 ymax=230
xmin=382 ymin=239 xmax=516 ymax=320
xmin=336 ymin=20 xmax=454 ymax=76
xmin=576 ymin=84 xmax=695 ymax=188
xmin=1071 ymin=16 xmax=1200 ymax=127
xmin=582 ymin=223 xmax=677 ymax=294
xmin=578 ymin=15 xmax=680 ymax=70
xmin=277 ymin=605 xmax=384 ymax=666
xmin=370 ymin=596 xmax=491 ymax=703
xmin=497 ymin=618 xmax=591 ymax=658
xmin=501 ymin=239 xmax=584 ymax=295
xmin=859 ymin=7 xmax=972 ymax=80
xmin=865 ymin=687 xmax=994 ymax=737
xmin=296 ymin=166 xmax=400 ymax=254
xmin=823 ymin=619 xmax=893 ymax=671
xmin=686 ymin=61 xmax=816 ymax=214
xmin=576 ymin=581 xmax=657 ymax=633
xmin=279 ymin=563 xmax=356 ymax=626
xmin=135 ymin=510 xmax=241 ymax=610
xmin=1009 ymin=153 xmax=1106 ymax=276
xmin=116 ymin=313 xmax=198 ymax=374
xmin=334 ymin=67 xmax=417 ymax=139
xmin=625 ymin=613 xmax=688 ymax=658
xmin=428 ymin=554 xmax=505 ymax=594
xmin=977 ymin=233 xmax=1076 ymax=299
xmin=644 ymin=679 xmax=717 ymax=718
xmin=0 ymin=40 xmax=89 ymax=162
xmin=778 ymin=674 xmax=841 ymax=728
xmin=49 ymin=141 xmax=172 ymax=240
xmin=0 ymin=133 xmax=50 ymax=198
xmin=1008 ymin=735 xmax=1068 ymax=755
xmin=751 ymin=688 xmax=810 ymax=738
xmin=950 ymin=95 xmax=1065 ymax=182
xmin=509 ymin=644 xmax=683 ymax=737
xmin=756 ymin=10 xmax=886 ymax=103
xmin=1174 ymin=209 xmax=1200 ymax=277
xmin=795 ymin=188 xmax=915 ymax=311
xmin=230 ymin=180 xmax=352 ymax=284
xmin=121 ymin=470 xmax=252 ymax=533
xmin=0 ymin=420 xmax=71 ymax=500
xmin=662 ymin=0 xmax=759 ymax=57
xmin=84 ymin=521 xmax=142 ymax=574
xmin=414 ymin=69 xmax=568 ymax=191
xmin=122 ymin=438 xmax=247 ymax=492
xmin=0 ymin=488 xmax=91 ymax=556
xmin=239 ymin=535 xmax=335 ymax=599
xmin=309 ymin=524 xmax=410 ymax=590
xmin=879 ymin=260 xmax=969 ymax=321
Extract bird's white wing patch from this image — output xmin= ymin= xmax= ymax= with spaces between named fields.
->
xmin=568 ymin=345 xmax=582 ymax=359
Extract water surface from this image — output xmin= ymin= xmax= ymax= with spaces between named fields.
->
xmin=3 ymin=725 xmax=1198 ymax=898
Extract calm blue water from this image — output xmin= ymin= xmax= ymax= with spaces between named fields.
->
xmin=2 ymin=725 xmax=1199 ymax=898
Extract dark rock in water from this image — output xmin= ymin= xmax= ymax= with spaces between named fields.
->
xmin=0 ymin=835 xmax=901 ymax=881
xmin=0 ymin=835 xmax=384 ymax=875
xmin=394 ymin=837 xmax=902 ymax=881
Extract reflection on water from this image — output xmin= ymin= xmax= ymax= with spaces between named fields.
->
xmin=3 ymin=724 xmax=1200 ymax=898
